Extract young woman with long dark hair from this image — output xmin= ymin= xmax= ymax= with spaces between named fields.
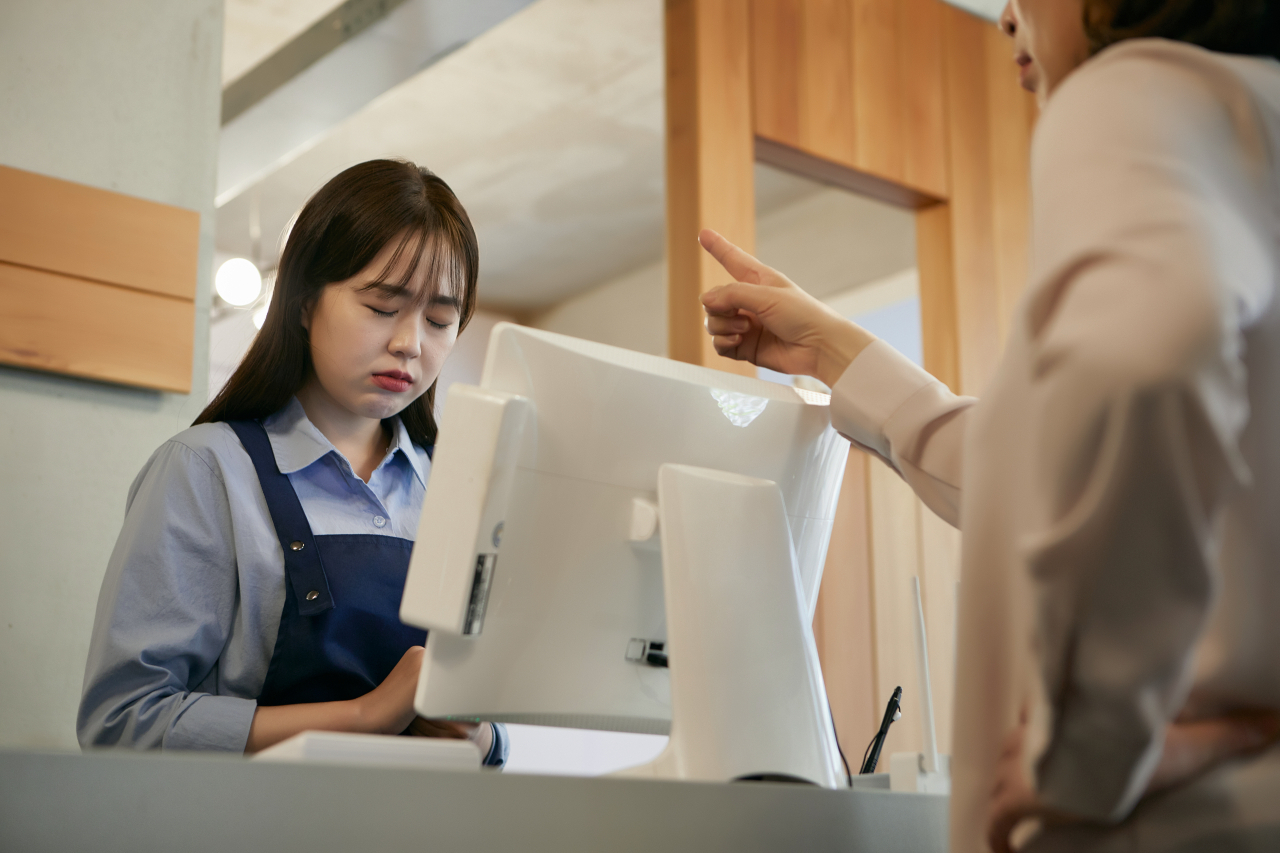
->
xmin=78 ymin=159 xmax=506 ymax=764
xmin=698 ymin=1 xmax=1279 ymax=850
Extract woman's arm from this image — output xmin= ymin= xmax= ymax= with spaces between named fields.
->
xmin=80 ymin=439 xmax=456 ymax=754
xmin=244 ymin=646 xmax=425 ymax=753
xmin=78 ymin=438 xmax=257 ymax=750
xmin=700 ymin=231 xmax=976 ymax=525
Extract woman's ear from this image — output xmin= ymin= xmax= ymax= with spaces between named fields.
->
xmin=299 ymin=292 xmax=317 ymax=332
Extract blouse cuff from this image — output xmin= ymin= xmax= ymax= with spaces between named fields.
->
xmin=165 ymin=694 xmax=257 ymax=752
xmin=829 ymin=340 xmax=940 ymax=460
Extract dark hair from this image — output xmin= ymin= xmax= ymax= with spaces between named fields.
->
xmin=195 ymin=159 xmax=479 ymax=446
xmin=1083 ymin=0 xmax=1280 ymax=59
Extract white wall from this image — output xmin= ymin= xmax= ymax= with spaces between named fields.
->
xmin=531 ymin=259 xmax=666 ymax=355
xmin=0 ymin=1 xmax=224 ymax=749
xmin=531 ymin=185 xmax=916 ymax=356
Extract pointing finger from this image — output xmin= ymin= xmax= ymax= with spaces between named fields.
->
xmin=698 ymin=229 xmax=772 ymax=285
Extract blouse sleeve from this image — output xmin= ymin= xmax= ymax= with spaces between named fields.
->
xmin=78 ymin=439 xmax=257 ymax=751
xmin=829 ymin=339 xmax=977 ymax=526
xmin=1021 ymin=45 xmax=1275 ymax=820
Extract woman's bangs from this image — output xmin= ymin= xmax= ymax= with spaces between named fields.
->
xmin=384 ymin=225 xmax=469 ymax=314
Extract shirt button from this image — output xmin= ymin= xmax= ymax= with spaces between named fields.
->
xmin=290 ymin=541 xmax=305 ymax=551
xmin=373 ymin=516 xmax=387 ymax=528
xmin=306 ymin=590 xmax=319 ymax=601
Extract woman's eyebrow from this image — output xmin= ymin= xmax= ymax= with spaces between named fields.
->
xmin=428 ymin=294 xmax=460 ymax=308
xmin=358 ymin=281 xmax=410 ymax=298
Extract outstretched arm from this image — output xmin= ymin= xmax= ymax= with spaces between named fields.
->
xmin=700 ymin=229 xmax=975 ymax=525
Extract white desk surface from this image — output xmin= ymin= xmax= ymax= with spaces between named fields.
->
xmin=0 ymin=748 xmax=949 ymax=852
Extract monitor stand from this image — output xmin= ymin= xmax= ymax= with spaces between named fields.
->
xmin=616 ymin=463 xmax=844 ymax=788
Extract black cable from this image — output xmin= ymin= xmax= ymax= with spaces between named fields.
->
xmin=828 ymin=704 xmax=853 ymax=787
xmin=859 ymin=686 xmax=903 ymax=774
xmin=860 ymin=732 xmax=876 ymax=774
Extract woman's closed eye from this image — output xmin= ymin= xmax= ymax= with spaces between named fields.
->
xmin=367 ymin=303 xmax=454 ymax=330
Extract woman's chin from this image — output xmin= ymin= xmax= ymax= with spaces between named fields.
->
xmin=349 ymin=393 xmax=411 ymax=422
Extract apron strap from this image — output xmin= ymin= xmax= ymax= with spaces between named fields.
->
xmin=229 ymin=420 xmax=334 ymax=616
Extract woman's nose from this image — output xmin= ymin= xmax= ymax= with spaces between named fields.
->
xmin=390 ymin=318 xmax=422 ymax=358
xmin=999 ymin=2 xmax=1017 ymax=37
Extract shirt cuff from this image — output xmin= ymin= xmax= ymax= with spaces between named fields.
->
xmin=829 ymin=340 xmax=940 ymax=460
xmin=164 ymin=694 xmax=257 ymax=752
xmin=483 ymin=722 xmax=509 ymax=769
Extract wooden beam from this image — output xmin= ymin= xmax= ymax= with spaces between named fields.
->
xmin=755 ymin=138 xmax=941 ymax=210
xmin=665 ymin=0 xmax=757 ymax=374
xmin=750 ymin=0 xmax=948 ymax=204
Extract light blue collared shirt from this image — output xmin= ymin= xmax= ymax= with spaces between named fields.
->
xmin=78 ymin=399 xmax=430 ymax=752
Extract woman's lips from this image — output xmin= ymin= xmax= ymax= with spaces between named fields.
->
xmin=1015 ymin=53 xmax=1033 ymax=87
xmin=372 ymin=373 xmax=412 ymax=393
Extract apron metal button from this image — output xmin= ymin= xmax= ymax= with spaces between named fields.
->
xmin=306 ymin=590 xmax=319 ymax=601
xmin=290 ymin=541 xmax=305 ymax=551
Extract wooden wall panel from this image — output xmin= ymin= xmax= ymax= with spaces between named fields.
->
xmin=859 ymin=465 xmax=963 ymax=767
xmin=916 ymin=203 xmax=961 ymax=393
xmin=918 ymin=503 xmax=962 ymax=756
xmin=866 ymin=461 xmax=925 ymax=767
xmin=751 ymin=0 xmax=948 ymax=203
xmin=665 ymin=0 xmax=757 ymax=374
xmin=939 ymin=8 xmax=1002 ymax=397
xmin=982 ymin=23 xmax=1039 ymax=340
xmin=898 ymin=0 xmax=949 ymax=198
xmin=0 ymin=166 xmax=199 ymax=300
xmin=0 ymin=263 xmax=194 ymax=392
xmin=0 ymin=165 xmax=199 ymax=392
xmin=936 ymin=6 xmax=1037 ymax=395
xmin=812 ymin=450 xmax=878 ymax=764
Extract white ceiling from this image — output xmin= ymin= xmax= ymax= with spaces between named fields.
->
xmin=222 ymin=0 xmax=342 ymax=85
xmin=216 ymin=0 xmax=822 ymax=314
xmin=215 ymin=0 xmax=1005 ymax=313
xmin=947 ymin=0 xmax=1004 ymax=20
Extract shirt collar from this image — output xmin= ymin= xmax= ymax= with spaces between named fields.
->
xmin=386 ymin=412 xmax=427 ymax=487
xmin=263 ymin=397 xmax=425 ymax=486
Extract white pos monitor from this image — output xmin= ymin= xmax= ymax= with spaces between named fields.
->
xmin=401 ymin=323 xmax=850 ymax=785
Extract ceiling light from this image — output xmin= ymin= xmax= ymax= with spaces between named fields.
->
xmin=216 ymin=258 xmax=262 ymax=306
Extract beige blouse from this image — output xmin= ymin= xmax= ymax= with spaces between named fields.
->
xmin=828 ymin=40 xmax=1280 ymax=852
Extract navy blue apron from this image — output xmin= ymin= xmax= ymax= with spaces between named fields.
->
xmin=230 ymin=420 xmax=508 ymax=767
xmin=230 ymin=420 xmax=426 ymax=705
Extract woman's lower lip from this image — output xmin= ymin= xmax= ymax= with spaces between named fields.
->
xmin=372 ymin=374 xmax=412 ymax=392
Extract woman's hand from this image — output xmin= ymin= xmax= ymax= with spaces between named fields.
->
xmin=352 ymin=645 xmax=426 ymax=736
xmin=986 ymin=715 xmax=1065 ymax=853
xmin=407 ymin=716 xmax=470 ymax=739
xmin=408 ymin=718 xmax=495 ymax=761
xmin=698 ymin=229 xmax=876 ymax=387
xmin=985 ymin=705 xmax=1280 ymax=852
xmin=1146 ymin=708 xmax=1280 ymax=794
xmin=244 ymin=645 xmax=427 ymax=753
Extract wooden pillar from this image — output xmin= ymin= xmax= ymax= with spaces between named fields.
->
xmin=664 ymin=0 xmax=756 ymax=374
xmin=925 ymin=4 xmax=1038 ymax=397
xmin=666 ymin=0 xmax=1036 ymax=769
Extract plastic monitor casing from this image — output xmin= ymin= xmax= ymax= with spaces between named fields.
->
xmin=401 ymin=323 xmax=848 ymax=737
